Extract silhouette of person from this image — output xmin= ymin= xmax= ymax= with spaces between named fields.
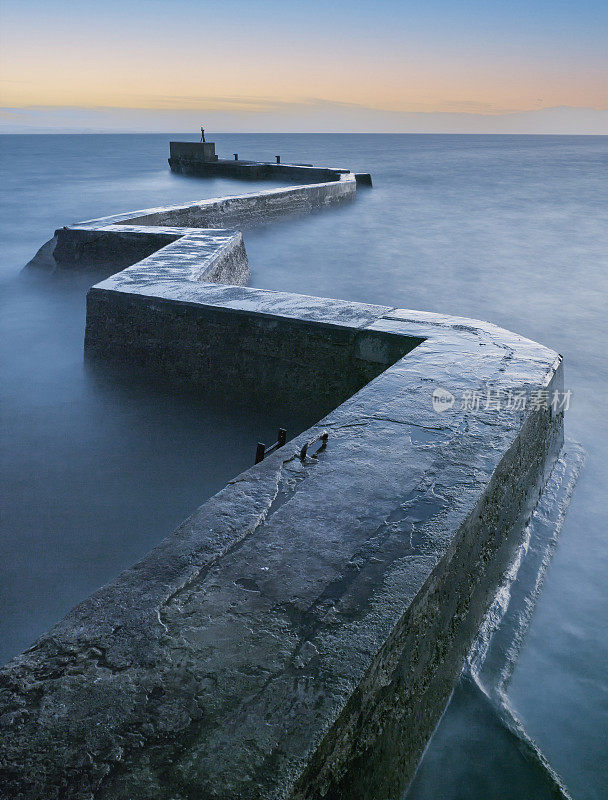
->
xmin=200 ymin=127 xmax=206 ymax=143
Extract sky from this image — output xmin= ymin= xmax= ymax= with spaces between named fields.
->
xmin=1 ymin=0 xmax=606 ymax=133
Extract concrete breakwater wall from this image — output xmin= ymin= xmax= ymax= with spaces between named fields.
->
xmin=85 ymin=285 xmax=420 ymax=413
xmin=168 ymin=141 xmax=373 ymax=185
xmin=115 ymin=176 xmax=356 ymax=228
xmin=3 ymin=148 xmax=565 ymax=799
xmin=53 ymin=225 xmax=251 ymax=285
xmin=27 ymin=169 xmax=357 ymax=276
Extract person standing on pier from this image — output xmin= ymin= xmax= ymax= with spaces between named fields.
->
xmin=200 ymin=127 xmax=206 ymax=143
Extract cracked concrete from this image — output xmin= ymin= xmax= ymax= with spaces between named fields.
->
xmin=2 ymin=149 xmax=565 ymax=799
xmin=0 ymin=302 xmax=564 ymax=800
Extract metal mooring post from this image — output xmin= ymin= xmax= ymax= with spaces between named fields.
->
xmin=255 ymin=428 xmax=287 ymax=464
xmin=275 ymin=155 xmax=281 ymax=164
xmin=234 ymin=153 xmax=239 ymax=160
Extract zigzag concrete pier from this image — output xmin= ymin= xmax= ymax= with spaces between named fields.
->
xmin=1 ymin=142 xmax=565 ymax=800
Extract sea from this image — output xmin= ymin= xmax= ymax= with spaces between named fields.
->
xmin=1 ymin=133 xmax=606 ymax=799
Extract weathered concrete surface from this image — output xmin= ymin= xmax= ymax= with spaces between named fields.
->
xmin=26 ymin=171 xmax=357 ymax=274
xmin=170 ymin=141 xmax=219 ymax=163
xmin=107 ymin=174 xmax=356 ymax=229
xmin=0 ymin=292 xmax=564 ymax=799
xmin=5 ymin=150 xmax=566 ymax=799
xmin=85 ymin=284 xmax=420 ymax=413
xmin=168 ymin=141 xmax=372 ymax=186
xmin=27 ymin=224 xmax=251 ymax=283
xmin=169 ymin=141 xmax=348 ymax=184
xmin=57 ymin=225 xmax=250 ymax=284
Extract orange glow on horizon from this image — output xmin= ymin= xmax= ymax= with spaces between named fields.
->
xmin=1 ymin=1 xmax=606 ymax=130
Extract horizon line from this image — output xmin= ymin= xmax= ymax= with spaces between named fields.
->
xmin=2 ymin=130 xmax=607 ymax=136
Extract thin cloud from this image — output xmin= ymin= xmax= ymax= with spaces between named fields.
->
xmin=1 ymin=103 xmax=606 ymax=134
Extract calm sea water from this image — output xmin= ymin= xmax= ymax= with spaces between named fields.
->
xmin=1 ymin=133 xmax=606 ymax=799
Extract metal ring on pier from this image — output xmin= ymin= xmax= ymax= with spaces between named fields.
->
xmin=300 ymin=430 xmax=329 ymax=461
